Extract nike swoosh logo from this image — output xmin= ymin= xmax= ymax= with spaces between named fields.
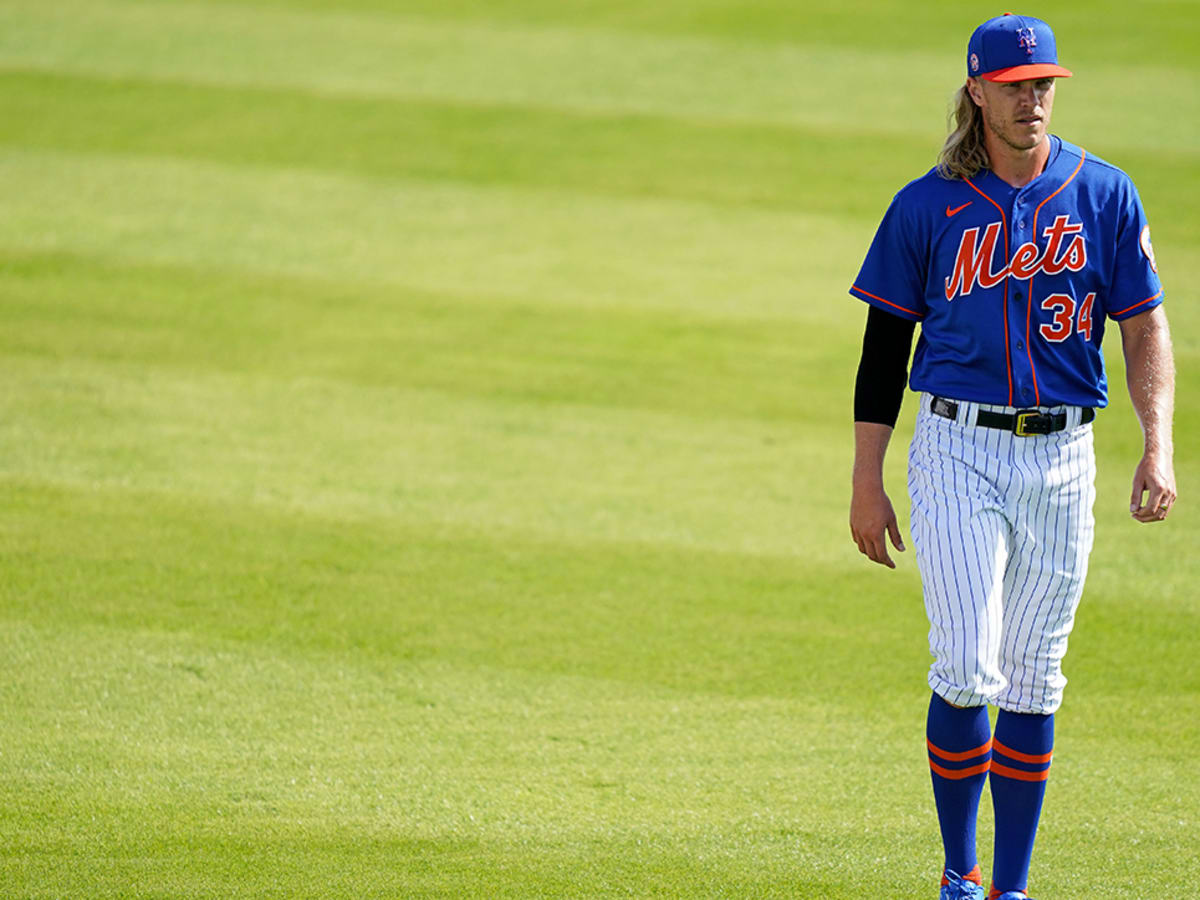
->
xmin=946 ymin=202 xmax=973 ymax=217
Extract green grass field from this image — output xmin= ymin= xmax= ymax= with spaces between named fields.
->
xmin=1 ymin=1 xmax=1197 ymax=897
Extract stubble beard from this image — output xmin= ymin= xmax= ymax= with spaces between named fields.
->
xmin=985 ymin=108 xmax=1046 ymax=153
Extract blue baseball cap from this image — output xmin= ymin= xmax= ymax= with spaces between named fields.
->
xmin=967 ymin=13 xmax=1073 ymax=82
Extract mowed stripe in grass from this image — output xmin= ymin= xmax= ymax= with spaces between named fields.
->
xmin=6 ymin=68 xmax=1196 ymax=249
xmin=2 ymin=0 xmax=1198 ymax=156
xmin=0 ymin=69 xmax=933 ymax=222
xmin=0 ymin=251 xmax=836 ymax=423
xmin=0 ymin=348 xmax=850 ymax=559
xmin=0 ymin=0 xmax=977 ymax=135
xmin=1 ymin=480 xmax=927 ymax=699
xmin=187 ymin=0 xmax=1200 ymax=72
xmin=0 ymin=146 xmax=863 ymax=321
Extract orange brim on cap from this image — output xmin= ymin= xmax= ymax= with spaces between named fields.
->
xmin=983 ymin=63 xmax=1073 ymax=82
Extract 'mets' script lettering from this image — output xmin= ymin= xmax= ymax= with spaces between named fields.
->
xmin=944 ymin=215 xmax=1086 ymax=300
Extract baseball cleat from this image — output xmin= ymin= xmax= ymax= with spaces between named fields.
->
xmin=939 ymin=870 xmax=985 ymax=900
xmin=989 ymin=894 xmax=1034 ymax=900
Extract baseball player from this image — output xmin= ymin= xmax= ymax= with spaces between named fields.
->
xmin=847 ymin=13 xmax=1176 ymax=900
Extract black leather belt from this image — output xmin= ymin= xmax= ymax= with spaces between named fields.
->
xmin=930 ymin=395 xmax=1094 ymax=437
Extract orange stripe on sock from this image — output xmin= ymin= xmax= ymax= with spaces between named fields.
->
xmin=989 ymin=760 xmax=1050 ymax=782
xmin=927 ymin=737 xmax=993 ymax=762
xmin=992 ymin=738 xmax=1053 ymax=764
xmin=929 ymin=758 xmax=990 ymax=780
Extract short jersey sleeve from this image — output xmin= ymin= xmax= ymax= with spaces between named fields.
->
xmin=849 ymin=190 xmax=928 ymax=322
xmin=1106 ymin=180 xmax=1163 ymax=320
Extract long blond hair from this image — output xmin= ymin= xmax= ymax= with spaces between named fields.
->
xmin=937 ymin=82 xmax=989 ymax=180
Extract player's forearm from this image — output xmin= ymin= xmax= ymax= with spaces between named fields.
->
xmin=1121 ymin=308 xmax=1175 ymax=457
xmin=853 ymin=421 xmax=894 ymax=488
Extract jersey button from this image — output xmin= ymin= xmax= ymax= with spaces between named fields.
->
xmin=1017 ymin=340 xmax=1025 ymax=350
xmin=1014 ymin=291 xmax=1023 ymax=301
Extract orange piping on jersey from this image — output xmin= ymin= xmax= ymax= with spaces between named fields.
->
xmin=927 ymin=738 xmax=993 ymax=762
xmin=963 ymin=177 xmax=1012 ymax=404
xmin=989 ymin=761 xmax=1050 ymax=782
xmin=1027 ymin=150 xmax=1087 ymax=406
xmin=850 ymin=284 xmax=925 ymax=318
xmin=929 ymin=758 xmax=991 ymax=780
xmin=1111 ymin=290 xmax=1163 ymax=317
xmin=992 ymin=739 xmax=1054 ymax=764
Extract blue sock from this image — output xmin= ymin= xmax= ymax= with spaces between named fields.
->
xmin=989 ymin=709 xmax=1054 ymax=896
xmin=926 ymin=692 xmax=991 ymax=884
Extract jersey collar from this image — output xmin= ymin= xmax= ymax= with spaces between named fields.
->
xmin=974 ymin=136 xmax=1081 ymax=209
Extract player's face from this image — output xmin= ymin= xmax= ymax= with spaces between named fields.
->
xmin=970 ymin=77 xmax=1056 ymax=153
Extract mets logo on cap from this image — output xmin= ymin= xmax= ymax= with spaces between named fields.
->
xmin=1017 ymin=26 xmax=1037 ymax=55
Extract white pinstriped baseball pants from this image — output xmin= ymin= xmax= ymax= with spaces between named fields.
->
xmin=908 ymin=393 xmax=1097 ymax=714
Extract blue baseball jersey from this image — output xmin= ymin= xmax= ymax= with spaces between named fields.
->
xmin=850 ymin=136 xmax=1163 ymax=408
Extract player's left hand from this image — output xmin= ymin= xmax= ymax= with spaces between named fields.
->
xmin=1130 ymin=451 xmax=1176 ymax=522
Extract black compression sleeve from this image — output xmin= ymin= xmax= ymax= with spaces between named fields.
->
xmin=853 ymin=305 xmax=917 ymax=426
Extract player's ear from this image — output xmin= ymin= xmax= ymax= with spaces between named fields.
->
xmin=965 ymin=77 xmax=985 ymax=107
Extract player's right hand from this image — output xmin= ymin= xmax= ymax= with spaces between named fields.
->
xmin=849 ymin=483 xmax=906 ymax=568
xmin=1129 ymin=450 xmax=1177 ymax=523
